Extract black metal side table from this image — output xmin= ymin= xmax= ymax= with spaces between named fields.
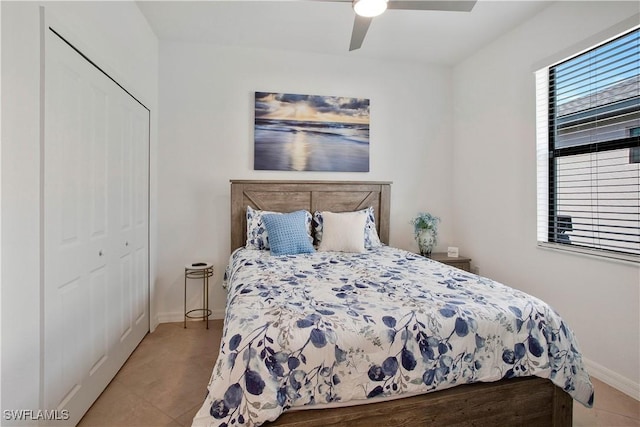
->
xmin=184 ymin=262 xmax=213 ymax=329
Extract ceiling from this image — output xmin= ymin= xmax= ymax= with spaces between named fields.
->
xmin=136 ymin=0 xmax=552 ymax=66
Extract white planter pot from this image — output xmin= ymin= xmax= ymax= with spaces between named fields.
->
xmin=416 ymin=229 xmax=436 ymax=256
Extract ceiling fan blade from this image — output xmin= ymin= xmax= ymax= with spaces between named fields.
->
xmin=349 ymin=15 xmax=373 ymax=51
xmin=387 ymin=0 xmax=476 ymax=12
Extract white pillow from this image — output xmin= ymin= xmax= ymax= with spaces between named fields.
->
xmin=313 ymin=207 xmax=382 ymax=248
xmin=317 ymin=210 xmax=367 ymax=253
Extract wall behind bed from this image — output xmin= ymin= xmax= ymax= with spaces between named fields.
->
xmin=157 ymin=44 xmax=454 ymax=321
xmin=452 ymin=1 xmax=639 ymax=398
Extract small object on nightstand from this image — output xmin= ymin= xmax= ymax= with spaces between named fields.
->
xmin=447 ymin=246 xmax=459 ymax=257
xmin=184 ymin=262 xmax=214 ymax=329
xmin=429 ymin=252 xmax=472 ymax=272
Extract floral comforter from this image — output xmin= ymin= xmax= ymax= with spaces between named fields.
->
xmin=192 ymin=247 xmax=594 ymax=427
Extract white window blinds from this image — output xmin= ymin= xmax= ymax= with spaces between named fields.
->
xmin=536 ymin=28 xmax=640 ymax=262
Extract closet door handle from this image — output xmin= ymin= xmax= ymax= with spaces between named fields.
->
xmin=99 ymin=250 xmax=104 ymax=257
xmin=125 ymin=241 xmax=129 ymax=247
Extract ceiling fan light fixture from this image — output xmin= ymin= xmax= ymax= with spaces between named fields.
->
xmin=353 ymin=0 xmax=388 ymax=18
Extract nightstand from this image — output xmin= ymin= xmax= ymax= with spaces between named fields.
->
xmin=429 ymin=252 xmax=472 ymax=272
xmin=184 ymin=262 xmax=214 ymax=329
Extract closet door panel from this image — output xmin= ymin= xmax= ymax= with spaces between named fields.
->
xmin=110 ymin=92 xmax=148 ymax=346
xmin=131 ymin=107 xmax=149 ymax=328
xmin=44 ymin=33 xmax=105 ymax=411
xmin=44 ymin=29 xmax=149 ymax=425
xmin=89 ymin=266 xmax=108 ymax=375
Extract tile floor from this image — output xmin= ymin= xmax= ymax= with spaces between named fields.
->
xmin=79 ymin=320 xmax=639 ymax=427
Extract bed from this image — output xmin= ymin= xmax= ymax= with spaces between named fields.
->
xmin=192 ymin=180 xmax=593 ymax=427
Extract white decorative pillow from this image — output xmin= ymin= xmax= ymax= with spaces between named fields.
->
xmin=313 ymin=207 xmax=382 ymax=248
xmin=246 ymin=206 xmax=312 ymax=250
xmin=317 ymin=210 xmax=367 ymax=253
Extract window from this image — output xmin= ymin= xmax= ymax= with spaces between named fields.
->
xmin=536 ymin=28 xmax=640 ymax=262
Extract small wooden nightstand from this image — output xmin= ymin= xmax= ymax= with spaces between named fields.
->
xmin=429 ymin=252 xmax=472 ymax=272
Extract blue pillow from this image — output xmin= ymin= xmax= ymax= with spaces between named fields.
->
xmin=262 ymin=211 xmax=316 ymax=256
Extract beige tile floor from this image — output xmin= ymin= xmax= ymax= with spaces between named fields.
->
xmin=80 ymin=320 xmax=639 ymax=427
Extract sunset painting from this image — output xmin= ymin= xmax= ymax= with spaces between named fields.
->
xmin=254 ymin=92 xmax=370 ymax=172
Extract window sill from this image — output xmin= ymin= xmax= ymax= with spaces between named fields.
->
xmin=537 ymin=242 xmax=640 ymax=267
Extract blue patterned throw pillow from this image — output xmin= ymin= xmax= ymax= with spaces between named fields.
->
xmin=262 ymin=211 xmax=316 ymax=256
xmin=246 ymin=206 xmax=312 ymax=250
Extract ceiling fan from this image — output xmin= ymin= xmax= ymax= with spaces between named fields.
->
xmin=334 ymin=0 xmax=477 ymax=51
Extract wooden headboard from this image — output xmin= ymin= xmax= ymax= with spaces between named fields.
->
xmin=230 ymin=180 xmax=392 ymax=251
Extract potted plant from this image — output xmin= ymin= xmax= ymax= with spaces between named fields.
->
xmin=411 ymin=212 xmax=440 ymax=256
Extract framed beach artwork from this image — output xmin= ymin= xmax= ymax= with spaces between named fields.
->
xmin=254 ymin=92 xmax=370 ymax=172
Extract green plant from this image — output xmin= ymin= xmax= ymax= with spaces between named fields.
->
xmin=410 ymin=212 xmax=441 ymax=237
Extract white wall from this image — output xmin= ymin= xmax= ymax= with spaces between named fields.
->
xmin=157 ymin=42 xmax=455 ymax=321
xmin=452 ymin=1 xmax=640 ymax=397
xmin=1 ymin=0 xmax=158 ymax=419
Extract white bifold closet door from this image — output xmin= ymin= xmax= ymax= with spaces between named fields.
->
xmin=44 ymin=28 xmax=149 ymax=425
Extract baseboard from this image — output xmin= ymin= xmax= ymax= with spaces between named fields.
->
xmin=584 ymin=357 xmax=639 ymax=400
xmin=157 ymin=309 xmax=225 ymax=324
xmin=150 ymin=314 xmax=160 ymax=333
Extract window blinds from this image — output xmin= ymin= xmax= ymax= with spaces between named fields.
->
xmin=537 ymin=28 xmax=640 ymax=261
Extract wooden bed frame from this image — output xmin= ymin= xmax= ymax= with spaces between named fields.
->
xmin=229 ymin=180 xmax=573 ymax=426
xmin=231 ymin=180 xmax=391 ymax=251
